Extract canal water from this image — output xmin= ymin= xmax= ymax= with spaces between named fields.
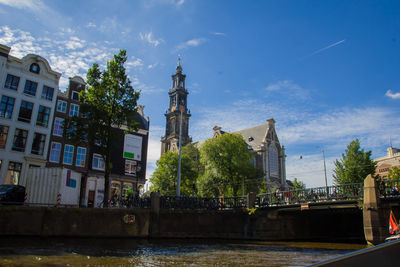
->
xmin=0 ymin=238 xmax=367 ymax=266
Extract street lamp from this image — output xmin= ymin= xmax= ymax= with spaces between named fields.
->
xmin=322 ymin=149 xmax=328 ymax=188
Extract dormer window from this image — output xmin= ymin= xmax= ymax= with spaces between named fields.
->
xmin=29 ymin=63 xmax=40 ymax=74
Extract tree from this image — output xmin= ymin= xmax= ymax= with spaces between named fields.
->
xmin=150 ymin=148 xmax=200 ymax=196
xmin=66 ymin=49 xmax=140 ymax=206
xmin=292 ymin=178 xmax=306 ymax=190
xmin=333 ymin=139 xmax=376 ymax=185
xmin=388 ymin=167 xmax=400 ymax=180
xmin=199 ymin=133 xmax=264 ymax=197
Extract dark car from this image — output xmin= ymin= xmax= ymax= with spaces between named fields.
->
xmin=0 ymin=185 xmax=25 ymax=204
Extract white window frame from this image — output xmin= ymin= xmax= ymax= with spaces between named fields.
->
xmin=57 ymin=100 xmax=67 ymax=113
xmin=71 ymin=91 xmax=79 ymax=101
xmin=63 ymin=144 xmax=74 ymax=165
xmin=53 ymin=117 xmax=64 ymax=136
xmin=92 ymin=153 xmax=105 ymax=171
xmin=69 ymin=103 xmax=79 ymax=117
xmin=49 ymin=142 xmax=61 ymax=163
xmin=75 ymin=147 xmax=86 ymax=167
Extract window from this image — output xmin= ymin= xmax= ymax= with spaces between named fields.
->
xmin=4 ymin=74 xmax=20 ymax=90
xmin=57 ymin=100 xmax=67 ymax=113
xmin=63 ymin=144 xmax=74 ymax=165
xmin=4 ymin=161 xmax=22 ymax=185
xmin=92 ymin=154 xmax=105 ymax=170
xmin=18 ymin=100 xmax=34 ymax=123
xmin=75 ymin=147 xmax=86 ymax=167
xmin=71 ymin=91 xmax=79 ymax=101
xmin=53 ymin=117 xmax=64 ymax=136
xmin=125 ymin=160 xmax=136 ymax=176
xmin=0 ymin=96 xmax=15 ymax=119
xmin=29 ymin=63 xmax=40 ymax=74
xmin=12 ymin=128 xmax=28 ymax=152
xmin=36 ymin=105 xmax=50 ymax=127
xmin=23 ymin=80 xmax=38 ymax=96
xmin=69 ymin=104 xmax=79 ymax=117
xmin=269 ymin=145 xmax=279 ymax=176
xmin=31 ymin=133 xmax=46 ymax=155
xmin=49 ymin=142 xmax=61 ymax=163
xmin=41 ymin=86 xmax=54 ymax=101
xmin=0 ymin=125 xmax=9 ymax=149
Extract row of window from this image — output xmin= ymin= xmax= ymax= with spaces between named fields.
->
xmin=4 ymin=74 xmax=54 ymax=101
xmin=0 ymin=124 xmax=46 ymax=155
xmin=56 ymin=100 xmax=79 ymax=116
xmin=0 ymin=95 xmax=51 ymax=127
xmin=48 ymin=142 xmax=137 ymax=176
xmin=49 ymin=143 xmax=88 ymax=167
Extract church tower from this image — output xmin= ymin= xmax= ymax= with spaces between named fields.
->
xmin=161 ymin=59 xmax=192 ymax=155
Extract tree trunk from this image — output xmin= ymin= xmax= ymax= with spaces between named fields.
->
xmin=103 ymin=158 xmax=111 ymax=207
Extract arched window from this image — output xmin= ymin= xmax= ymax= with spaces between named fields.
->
xmin=29 ymin=63 xmax=40 ymax=74
xmin=269 ymin=145 xmax=279 ymax=176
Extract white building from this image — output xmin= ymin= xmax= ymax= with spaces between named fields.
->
xmin=0 ymin=44 xmax=61 ymax=185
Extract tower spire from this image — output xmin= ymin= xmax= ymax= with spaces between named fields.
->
xmin=176 ymin=54 xmax=182 ymax=73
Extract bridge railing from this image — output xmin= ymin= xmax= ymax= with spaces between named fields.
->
xmin=256 ymin=183 xmax=364 ymax=207
xmin=108 ymin=196 xmax=151 ymax=209
xmin=378 ymin=178 xmax=400 ymax=199
xmin=159 ymin=196 xmax=247 ymax=210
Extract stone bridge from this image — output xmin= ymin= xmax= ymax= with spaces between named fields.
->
xmin=0 ymin=176 xmax=398 ymax=244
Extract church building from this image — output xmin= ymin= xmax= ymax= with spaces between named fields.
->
xmin=160 ymin=60 xmax=191 ymax=154
xmin=212 ymin=119 xmax=287 ymax=189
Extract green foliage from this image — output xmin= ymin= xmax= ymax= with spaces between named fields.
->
xmin=333 ymin=139 xmax=376 ymax=185
xmin=198 ymin=133 xmax=264 ymax=197
xmin=150 ymin=148 xmax=199 ymax=196
xmin=388 ymin=167 xmax=400 ymax=180
xmin=292 ymin=178 xmax=306 ymax=190
xmin=66 ymin=49 xmax=140 ymax=205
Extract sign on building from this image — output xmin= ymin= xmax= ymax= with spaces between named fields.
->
xmin=123 ymin=134 xmax=142 ymax=161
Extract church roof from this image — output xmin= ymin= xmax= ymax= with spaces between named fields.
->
xmin=233 ymin=123 xmax=270 ymax=151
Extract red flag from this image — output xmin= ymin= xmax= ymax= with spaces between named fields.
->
xmin=389 ymin=210 xmax=399 ymax=235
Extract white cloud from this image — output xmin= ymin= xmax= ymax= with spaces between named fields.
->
xmin=175 ymin=38 xmax=207 ymax=51
xmin=211 ymin=32 xmax=226 ymax=36
xmin=86 ymin=22 xmax=96 ymax=28
xmin=98 ymin=17 xmax=118 ymax=33
xmin=0 ymin=26 xmax=120 ymax=90
xmin=190 ymin=96 xmax=400 ymax=187
xmin=265 ymin=80 xmax=309 ymax=100
xmin=148 ymin=63 xmax=159 ymax=69
xmin=139 ymin=32 xmax=164 ymax=47
xmin=176 ymin=0 xmax=185 ymax=6
xmin=385 ymin=90 xmax=400 ymax=99
xmin=131 ymin=77 xmax=163 ymax=94
xmin=126 ymin=57 xmax=144 ymax=70
xmin=0 ymin=0 xmax=47 ymax=13
xmin=286 ymin=153 xmax=335 ymax=188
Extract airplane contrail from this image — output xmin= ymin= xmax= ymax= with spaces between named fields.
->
xmin=302 ymin=39 xmax=346 ymax=59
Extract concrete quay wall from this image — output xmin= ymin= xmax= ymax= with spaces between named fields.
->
xmin=0 ymin=206 xmax=149 ymax=238
xmin=0 ymin=205 xmax=365 ymax=243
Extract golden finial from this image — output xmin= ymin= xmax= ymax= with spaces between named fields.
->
xmin=176 ymin=54 xmax=182 ymax=73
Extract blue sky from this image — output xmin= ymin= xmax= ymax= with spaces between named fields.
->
xmin=1 ymin=0 xmax=400 ymax=187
